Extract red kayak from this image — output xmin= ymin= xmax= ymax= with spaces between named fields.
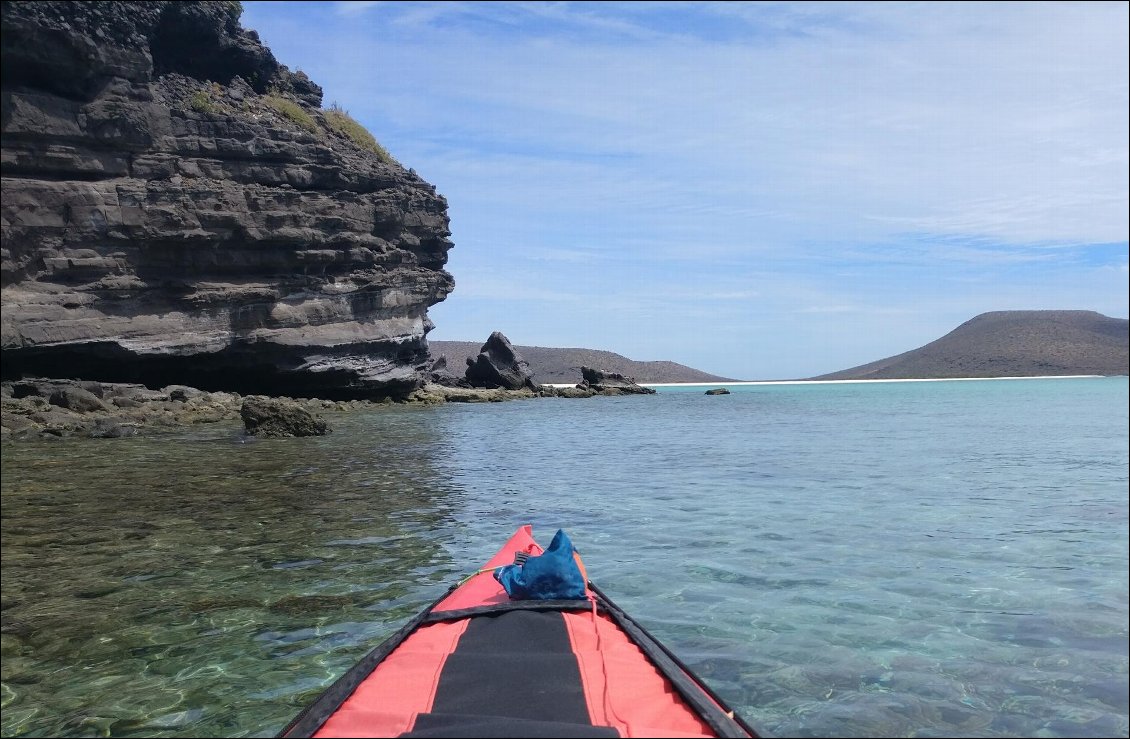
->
xmin=279 ymin=525 xmax=758 ymax=738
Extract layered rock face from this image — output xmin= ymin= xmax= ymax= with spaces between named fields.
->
xmin=1 ymin=1 xmax=454 ymax=399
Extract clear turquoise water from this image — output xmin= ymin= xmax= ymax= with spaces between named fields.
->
xmin=1 ymin=377 xmax=1127 ymax=737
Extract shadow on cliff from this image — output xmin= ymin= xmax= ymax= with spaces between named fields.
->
xmin=0 ymin=342 xmax=420 ymax=400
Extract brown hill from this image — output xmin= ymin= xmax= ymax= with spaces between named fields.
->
xmin=428 ymin=341 xmax=734 ymax=384
xmin=815 ymin=310 xmax=1129 ymax=380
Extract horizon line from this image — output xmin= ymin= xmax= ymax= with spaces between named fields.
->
xmin=542 ymin=375 xmax=1114 ymax=389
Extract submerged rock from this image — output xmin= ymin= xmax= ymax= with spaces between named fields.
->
xmin=88 ymin=417 xmax=139 ymax=439
xmin=705 ymin=388 xmax=731 ymax=395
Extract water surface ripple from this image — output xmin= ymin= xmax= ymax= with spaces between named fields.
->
xmin=2 ymin=377 xmax=1127 ymax=737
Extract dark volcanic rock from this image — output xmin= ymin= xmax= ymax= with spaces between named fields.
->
xmin=89 ymin=417 xmax=138 ymax=438
xmin=579 ymin=366 xmax=656 ymax=395
xmin=705 ymin=388 xmax=730 ymax=395
xmin=464 ymin=332 xmax=537 ymax=390
xmin=1 ymin=376 xmax=244 ymax=439
xmin=430 ymin=341 xmax=734 ymax=383
xmin=240 ymin=397 xmax=329 ymax=438
xmin=48 ymin=386 xmax=108 ymax=412
xmin=1 ymin=1 xmax=454 ymax=400
xmin=425 ymin=353 xmax=470 ymax=388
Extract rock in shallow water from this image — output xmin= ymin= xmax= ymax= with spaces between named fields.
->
xmin=464 ymin=332 xmax=538 ymax=390
xmin=578 ymin=366 xmax=656 ymax=395
xmin=240 ymin=397 xmax=330 ymax=438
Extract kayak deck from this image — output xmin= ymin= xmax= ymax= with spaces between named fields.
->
xmin=280 ymin=526 xmax=757 ymax=738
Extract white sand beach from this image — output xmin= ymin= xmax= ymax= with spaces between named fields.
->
xmin=543 ymin=375 xmax=1105 ymax=389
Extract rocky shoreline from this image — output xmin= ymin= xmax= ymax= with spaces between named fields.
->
xmin=1 ymin=330 xmax=659 ymax=441
xmin=0 ymin=371 xmax=653 ymax=441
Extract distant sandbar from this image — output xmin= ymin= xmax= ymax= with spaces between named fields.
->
xmin=544 ymin=375 xmax=1107 ymax=389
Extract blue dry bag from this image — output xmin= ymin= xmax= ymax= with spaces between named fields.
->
xmin=494 ymin=529 xmax=587 ymax=600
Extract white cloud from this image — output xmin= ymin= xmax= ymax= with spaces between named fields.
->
xmin=243 ymin=1 xmax=1128 ymax=378
xmin=323 ymin=3 xmax=1125 ymax=245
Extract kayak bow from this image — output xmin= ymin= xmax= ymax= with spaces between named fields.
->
xmin=279 ymin=525 xmax=758 ymax=738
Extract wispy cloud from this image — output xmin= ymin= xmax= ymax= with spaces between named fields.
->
xmin=244 ymin=1 xmax=1128 ymax=378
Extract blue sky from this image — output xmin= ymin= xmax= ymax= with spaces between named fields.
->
xmin=242 ymin=1 xmax=1128 ymax=380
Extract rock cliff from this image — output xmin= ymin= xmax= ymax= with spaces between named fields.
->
xmin=1 ymin=1 xmax=454 ymax=399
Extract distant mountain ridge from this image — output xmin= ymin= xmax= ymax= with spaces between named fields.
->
xmin=815 ymin=310 xmax=1128 ymax=380
xmin=433 ymin=311 xmax=1127 ymax=386
xmin=428 ymin=341 xmax=733 ymax=384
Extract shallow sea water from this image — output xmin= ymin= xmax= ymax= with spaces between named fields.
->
xmin=1 ymin=377 xmax=1127 ymax=737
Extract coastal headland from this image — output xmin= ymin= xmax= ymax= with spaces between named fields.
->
xmin=1 ymin=1 xmax=453 ymax=401
xmin=2 ymin=3 xmax=1125 ymax=441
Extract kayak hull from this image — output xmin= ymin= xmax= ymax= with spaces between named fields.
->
xmin=280 ymin=526 xmax=757 ymax=738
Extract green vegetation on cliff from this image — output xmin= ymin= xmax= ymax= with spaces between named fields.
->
xmin=324 ymin=103 xmax=394 ymax=163
xmin=263 ymin=94 xmax=318 ymax=132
